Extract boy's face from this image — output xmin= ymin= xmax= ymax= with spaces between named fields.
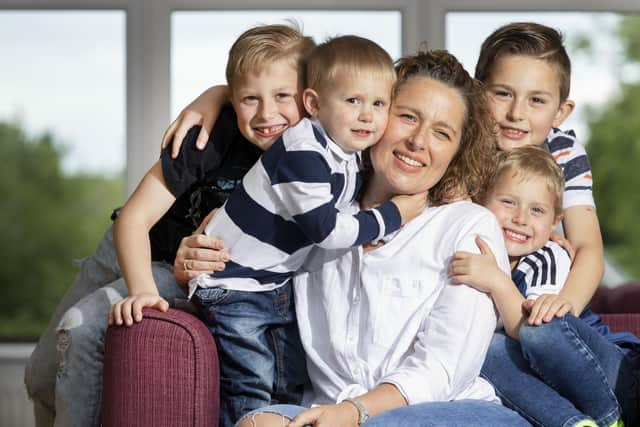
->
xmin=303 ymin=72 xmax=392 ymax=153
xmin=485 ymin=55 xmax=574 ymax=151
xmin=230 ymin=60 xmax=304 ymax=150
xmin=484 ymin=170 xmax=561 ymax=265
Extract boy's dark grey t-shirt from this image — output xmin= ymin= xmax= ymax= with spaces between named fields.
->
xmin=147 ymin=105 xmax=261 ymax=264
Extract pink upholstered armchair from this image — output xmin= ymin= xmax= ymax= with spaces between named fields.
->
xmin=101 ymin=283 xmax=640 ymax=427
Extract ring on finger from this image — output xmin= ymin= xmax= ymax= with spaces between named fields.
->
xmin=183 ymin=260 xmax=189 ymax=271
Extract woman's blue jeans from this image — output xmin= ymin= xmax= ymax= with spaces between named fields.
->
xmin=481 ymin=315 xmax=640 ymax=427
xmin=240 ymin=400 xmax=531 ymax=426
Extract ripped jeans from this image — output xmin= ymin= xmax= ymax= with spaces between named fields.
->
xmin=24 ymin=226 xmax=189 ymax=427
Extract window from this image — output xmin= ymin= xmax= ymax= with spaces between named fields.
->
xmin=0 ymin=10 xmax=125 ymax=339
xmin=171 ymin=10 xmax=401 ymax=118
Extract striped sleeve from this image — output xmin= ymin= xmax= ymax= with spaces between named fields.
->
xmin=513 ymin=241 xmax=572 ymax=300
xmin=264 ymin=144 xmax=400 ymax=249
xmin=546 ymin=129 xmax=595 ymax=209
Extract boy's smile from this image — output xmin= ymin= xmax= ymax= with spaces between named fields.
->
xmin=484 ymin=169 xmax=561 ymax=267
xmin=485 ymin=55 xmax=573 ymax=151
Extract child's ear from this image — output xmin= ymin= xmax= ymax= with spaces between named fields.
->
xmin=552 ymin=99 xmax=575 ymax=128
xmin=303 ymin=88 xmax=320 ymax=117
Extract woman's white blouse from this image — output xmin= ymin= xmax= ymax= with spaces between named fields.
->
xmin=294 ymin=201 xmax=509 ymax=406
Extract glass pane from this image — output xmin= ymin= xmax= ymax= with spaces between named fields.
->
xmin=171 ymin=10 xmax=401 ymax=118
xmin=447 ymin=12 xmax=640 ymax=285
xmin=0 ymin=11 xmax=125 ymax=339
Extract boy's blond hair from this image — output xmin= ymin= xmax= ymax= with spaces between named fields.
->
xmin=226 ymin=23 xmax=316 ymax=93
xmin=483 ymin=146 xmax=565 ymax=216
xmin=475 ymin=22 xmax=572 ymax=101
xmin=305 ymin=35 xmax=396 ymax=93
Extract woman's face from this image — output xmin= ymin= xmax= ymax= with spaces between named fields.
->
xmin=370 ymin=77 xmax=466 ymax=196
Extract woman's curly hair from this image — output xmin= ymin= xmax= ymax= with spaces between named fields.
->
xmin=362 ymin=49 xmax=498 ymax=205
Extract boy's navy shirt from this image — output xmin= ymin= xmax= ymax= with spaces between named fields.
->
xmin=144 ymin=105 xmax=261 ymax=265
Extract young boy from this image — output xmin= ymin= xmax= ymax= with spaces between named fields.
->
xmin=110 ymin=24 xmax=314 ymax=427
xmin=112 ymin=30 xmax=424 ymax=426
xmin=474 ymin=22 xmax=604 ymax=325
xmin=450 ymin=146 xmax=640 ymax=427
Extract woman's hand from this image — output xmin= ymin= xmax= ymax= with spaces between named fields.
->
xmin=173 ymin=209 xmax=229 ymax=287
xmin=522 ymin=294 xmax=573 ymax=325
xmin=161 ymin=85 xmax=229 ymax=158
xmin=108 ymin=293 xmax=169 ymax=326
xmin=287 ymin=402 xmax=359 ymax=427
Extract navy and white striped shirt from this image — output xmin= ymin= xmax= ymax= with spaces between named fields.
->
xmin=513 ymin=241 xmax=640 ymax=347
xmin=191 ymin=118 xmax=401 ymax=293
xmin=545 ymin=128 xmax=594 ymax=209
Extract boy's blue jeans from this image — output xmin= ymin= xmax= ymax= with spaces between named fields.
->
xmin=239 ymin=401 xmax=531 ymax=426
xmin=481 ymin=315 xmax=640 ymax=427
xmin=192 ymin=282 xmax=307 ymax=427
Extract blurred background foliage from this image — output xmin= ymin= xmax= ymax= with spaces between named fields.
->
xmin=0 ymin=121 xmax=122 ymax=339
xmin=586 ymin=14 xmax=640 ymax=278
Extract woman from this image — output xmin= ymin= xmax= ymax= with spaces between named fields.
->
xmin=171 ymin=50 xmax=531 ymax=426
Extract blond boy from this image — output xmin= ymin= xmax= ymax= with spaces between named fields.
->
xmin=475 ymin=22 xmax=603 ymax=325
xmin=111 ymin=24 xmax=315 ymax=427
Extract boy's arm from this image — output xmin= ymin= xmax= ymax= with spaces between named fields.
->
xmin=450 ymin=236 xmax=526 ymax=339
xmin=161 ymin=85 xmax=229 ymax=158
xmin=268 ymin=149 xmax=423 ymax=248
xmin=527 ymin=205 xmax=603 ymax=324
xmin=111 ymin=161 xmax=176 ymax=325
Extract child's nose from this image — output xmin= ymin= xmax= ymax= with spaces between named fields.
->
xmin=258 ymin=100 xmax=277 ymax=120
xmin=506 ymin=98 xmax=526 ymax=121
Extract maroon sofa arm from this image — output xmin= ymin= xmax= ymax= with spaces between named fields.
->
xmin=102 ymin=308 xmax=219 ymax=427
xmin=600 ymin=313 xmax=640 ymax=337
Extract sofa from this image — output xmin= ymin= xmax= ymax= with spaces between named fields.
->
xmin=101 ymin=283 xmax=640 ymax=427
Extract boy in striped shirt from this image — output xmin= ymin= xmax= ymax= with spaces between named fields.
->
xmin=450 ymin=146 xmax=638 ymax=427
xmin=189 ymin=35 xmax=426 ymax=425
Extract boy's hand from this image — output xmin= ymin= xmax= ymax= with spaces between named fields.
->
xmin=287 ymin=402 xmax=359 ymax=427
xmin=522 ymin=294 xmax=573 ymax=325
xmin=161 ymin=85 xmax=228 ymax=158
xmin=449 ymin=236 xmax=505 ymax=293
xmin=550 ymin=232 xmax=575 ymax=261
xmin=108 ymin=294 xmax=169 ymax=327
xmin=390 ymin=192 xmax=428 ymax=225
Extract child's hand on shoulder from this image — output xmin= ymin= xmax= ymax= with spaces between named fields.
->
xmin=391 ymin=191 xmax=428 ymax=225
xmin=449 ymin=235 xmax=505 ymax=293
xmin=108 ymin=293 xmax=169 ymax=327
xmin=522 ymin=294 xmax=573 ymax=325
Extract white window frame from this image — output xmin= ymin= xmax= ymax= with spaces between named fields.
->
xmin=3 ymin=0 xmax=639 ymax=194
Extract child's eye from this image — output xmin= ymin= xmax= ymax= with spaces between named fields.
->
xmin=373 ymin=100 xmax=386 ymax=107
xmin=346 ymin=97 xmax=360 ymax=104
xmin=500 ymin=198 xmax=515 ymax=206
xmin=493 ymin=90 xmax=511 ymax=98
xmin=276 ymin=92 xmax=293 ymax=101
xmin=243 ymin=96 xmax=259 ymax=103
xmin=531 ymin=206 xmax=545 ymax=215
xmin=531 ymin=96 xmax=545 ymax=104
